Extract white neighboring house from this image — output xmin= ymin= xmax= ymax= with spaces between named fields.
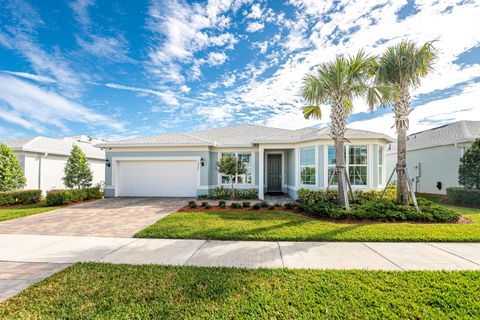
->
xmin=2 ymin=135 xmax=106 ymax=193
xmin=386 ymin=121 xmax=480 ymax=195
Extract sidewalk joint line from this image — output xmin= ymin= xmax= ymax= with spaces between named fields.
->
xmin=277 ymin=242 xmax=285 ymax=268
xmin=184 ymin=240 xmax=207 ymax=266
xmin=427 ymin=243 xmax=480 ymax=266
xmin=362 ymin=243 xmax=404 ymax=271
xmin=100 ymin=239 xmax=140 ymax=261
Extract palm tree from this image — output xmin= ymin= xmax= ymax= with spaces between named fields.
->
xmin=301 ymin=50 xmax=393 ymax=208
xmin=375 ymin=40 xmax=437 ymax=205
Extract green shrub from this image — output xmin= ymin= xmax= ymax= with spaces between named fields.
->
xmin=283 ymin=202 xmax=296 ymax=210
xmin=355 ymin=184 xmax=397 ymax=202
xmin=296 ymin=189 xmax=338 ymax=205
xmin=447 ymin=187 xmax=480 ymax=206
xmin=231 ymin=202 xmax=241 ymax=209
xmin=212 ymin=186 xmax=232 ymax=199
xmin=252 ymin=203 xmax=261 ymax=210
xmin=260 ymin=201 xmax=268 ymax=208
xmin=218 ymin=200 xmax=226 ymax=209
xmin=201 ymin=201 xmax=209 ymax=207
xmin=242 ymin=201 xmax=251 ymax=208
xmin=458 ymin=138 xmax=480 ymax=189
xmin=0 ymin=190 xmax=42 ymax=206
xmin=268 ymin=204 xmax=275 ymax=210
xmin=45 ymin=187 xmax=102 ymax=206
xmin=197 ymin=194 xmax=208 ymax=199
xmin=204 ymin=203 xmax=212 ymax=209
xmin=0 ymin=144 xmax=26 ymax=191
xmin=188 ymin=201 xmax=197 ymax=208
xmin=237 ymin=188 xmax=258 ymax=199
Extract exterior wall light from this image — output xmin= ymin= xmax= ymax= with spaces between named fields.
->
xmin=106 ymin=159 xmax=111 ymax=167
xmin=200 ymin=158 xmax=205 ymax=167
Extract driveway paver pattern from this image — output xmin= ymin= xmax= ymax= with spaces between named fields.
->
xmin=0 ymin=198 xmax=187 ymax=237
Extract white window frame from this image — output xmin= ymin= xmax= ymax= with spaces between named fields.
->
xmin=299 ymin=146 xmax=316 ymax=186
xmin=218 ymin=152 xmax=254 ymax=186
xmin=378 ymin=146 xmax=384 ymax=186
xmin=326 ymin=145 xmax=369 ymax=187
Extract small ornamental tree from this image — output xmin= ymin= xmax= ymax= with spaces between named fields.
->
xmin=458 ymin=139 xmax=480 ymax=189
xmin=216 ymin=155 xmax=246 ymax=199
xmin=63 ymin=145 xmax=93 ymax=189
xmin=0 ymin=143 xmax=26 ymax=191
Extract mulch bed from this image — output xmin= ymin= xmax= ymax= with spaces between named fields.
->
xmin=178 ymin=205 xmax=473 ymax=225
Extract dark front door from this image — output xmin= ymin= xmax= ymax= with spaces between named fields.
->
xmin=267 ymin=154 xmax=282 ymax=192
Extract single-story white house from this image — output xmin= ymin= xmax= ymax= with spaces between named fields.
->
xmin=386 ymin=120 xmax=480 ymax=195
xmin=2 ymin=135 xmax=106 ymax=193
xmin=98 ymin=124 xmax=391 ymax=199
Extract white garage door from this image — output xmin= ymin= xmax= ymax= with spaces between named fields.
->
xmin=116 ymin=160 xmax=198 ymax=197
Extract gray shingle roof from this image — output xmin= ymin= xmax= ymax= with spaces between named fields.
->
xmin=99 ymin=124 xmax=391 ymax=148
xmin=1 ymin=136 xmax=105 ymax=159
xmin=387 ymin=120 xmax=480 ymax=153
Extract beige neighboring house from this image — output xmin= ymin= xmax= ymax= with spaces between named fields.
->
xmin=2 ymin=135 xmax=106 ymax=193
xmin=386 ymin=121 xmax=480 ymax=195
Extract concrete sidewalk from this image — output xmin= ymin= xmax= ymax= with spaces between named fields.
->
xmin=1 ymin=234 xmax=480 ymax=301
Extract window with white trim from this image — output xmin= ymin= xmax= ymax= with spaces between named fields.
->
xmin=327 ymin=145 xmax=368 ymax=186
xmin=378 ymin=146 xmax=384 ymax=185
xmin=300 ymin=147 xmax=316 ymax=185
xmin=220 ymin=152 xmax=252 ymax=184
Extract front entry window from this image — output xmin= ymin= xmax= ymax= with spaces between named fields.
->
xmin=220 ymin=152 xmax=252 ymax=185
xmin=328 ymin=145 xmax=368 ymax=186
xmin=300 ymin=147 xmax=316 ymax=185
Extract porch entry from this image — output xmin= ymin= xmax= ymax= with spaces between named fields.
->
xmin=267 ymin=154 xmax=282 ymax=193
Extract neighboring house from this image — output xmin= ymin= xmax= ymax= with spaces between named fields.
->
xmin=2 ymin=135 xmax=106 ymax=193
xmin=386 ymin=120 xmax=480 ymax=195
xmin=98 ymin=124 xmax=391 ymax=199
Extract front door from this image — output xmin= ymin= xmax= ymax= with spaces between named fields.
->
xmin=267 ymin=154 xmax=282 ymax=192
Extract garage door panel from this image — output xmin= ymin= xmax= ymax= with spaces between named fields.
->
xmin=117 ymin=160 xmax=197 ymax=197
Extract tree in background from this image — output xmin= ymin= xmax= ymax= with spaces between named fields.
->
xmin=375 ymin=40 xmax=438 ymax=205
xmin=63 ymin=145 xmax=93 ymax=189
xmin=0 ymin=143 xmax=26 ymax=191
xmin=216 ymin=155 xmax=246 ymax=199
xmin=301 ymin=50 xmax=393 ymax=208
xmin=458 ymin=139 xmax=480 ymax=189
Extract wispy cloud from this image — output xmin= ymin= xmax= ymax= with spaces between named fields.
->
xmin=0 ymin=75 xmax=124 ymax=133
xmin=246 ymin=22 xmax=265 ymax=33
xmin=105 ymin=83 xmax=179 ymax=106
xmin=70 ymin=0 xmax=95 ymax=28
xmin=0 ymin=71 xmax=57 ymax=84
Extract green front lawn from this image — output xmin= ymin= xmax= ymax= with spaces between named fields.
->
xmin=1 ymin=263 xmax=479 ymax=319
xmin=136 ymin=202 xmax=480 ymax=242
xmin=0 ymin=203 xmax=60 ymax=222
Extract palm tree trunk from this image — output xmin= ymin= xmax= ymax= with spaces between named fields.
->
xmin=395 ymin=90 xmax=411 ymax=205
xmin=330 ymin=102 xmax=348 ymax=208
xmin=335 ymin=138 xmax=346 ymax=208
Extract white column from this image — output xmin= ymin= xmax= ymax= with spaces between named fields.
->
xmin=259 ymin=146 xmax=265 ymax=200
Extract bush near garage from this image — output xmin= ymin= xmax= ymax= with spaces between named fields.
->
xmin=296 ymin=186 xmax=460 ymax=223
xmin=447 ymin=187 xmax=480 ymax=206
xmin=211 ymin=187 xmax=258 ymax=200
xmin=46 ymin=187 xmax=103 ymax=206
xmin=0 ymin=190 xmax=42 ymax=206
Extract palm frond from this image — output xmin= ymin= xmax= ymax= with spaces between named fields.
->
xmin=302 ymin=105 xmax=322 ymax=119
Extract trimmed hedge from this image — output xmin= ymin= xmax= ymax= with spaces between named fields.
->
xmin=296 ymin=187 xmax=460 ymax=223
xmin=211 ymin=186 xmax=258 ymax=200
xmin=447 ymin=187 xmax=480 ymax=206
xmin=0 ymin=190 xmax=42 ymax=206
xmin=46 ymin=187 xmax=103 ymax=206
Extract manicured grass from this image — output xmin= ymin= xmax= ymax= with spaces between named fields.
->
xmin=135 ymin=202 xmax=480 ymax=242
xmin=0 ymin=203 xmax=60 ymax=222
xmin=0 ymin=263 xmax=479 ymax=319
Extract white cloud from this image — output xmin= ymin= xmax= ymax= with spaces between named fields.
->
xmin=247 ymin=4 xmax=263 ymax=19
xmin=76 ymin=35 xmax=132 ymax=62
xmin=105 ymin=83 xmax=180 ymax=106
xmin=207 ymin=51 xmax=228 ymax=65
xmin=246 ymin=22 xmax=265 ymax=32
xmin=0 ymin=75 xmax=123 ymax=133
xmin=0 ymin=71 xmax=56 ymax=84
xmin=180 ymin=85 xmax=191 ymax=93
xmin=70 ymin=0 xmax=95 ymax=28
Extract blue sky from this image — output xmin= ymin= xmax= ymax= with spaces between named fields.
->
xmin=0 ymin=0 xmax=479 ymax=140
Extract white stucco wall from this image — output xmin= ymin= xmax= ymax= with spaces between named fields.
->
xmin=386 ymin=143 xmax=470 ymax=194
xmin=16 ymin=152 xmax=105 ymax=193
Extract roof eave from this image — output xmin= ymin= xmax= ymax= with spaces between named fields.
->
xmin=97 ymin=143 xmax=212 ymax=148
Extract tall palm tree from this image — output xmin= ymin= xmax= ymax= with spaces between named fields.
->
xmin=301 ymin=50 xmax=393 ymax=208
xmin=375 ymin=40 xmax=437 ymax=205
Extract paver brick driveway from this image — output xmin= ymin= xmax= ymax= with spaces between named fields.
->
xmin=0 ymin=198 xmax=187 ymax=237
